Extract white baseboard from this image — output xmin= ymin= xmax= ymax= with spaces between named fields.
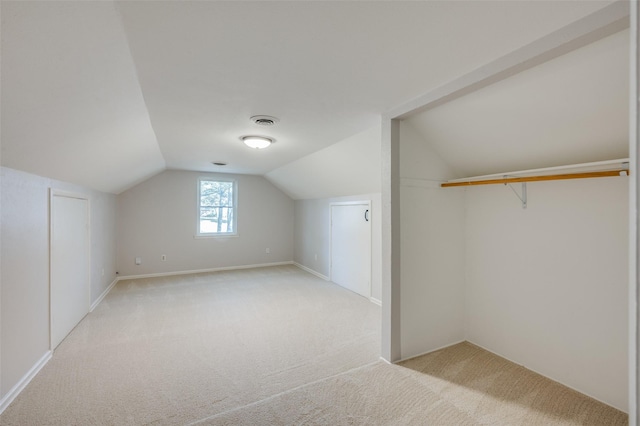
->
xmin=379 ymin=357 xmax=392 ymax=365
xmin=90 ymin=277 xmax=118 ymax=312
xmin=465 ymin=339 xmax=627 ymax=414
xmin=293 ymin=262 xmax=330 ymax=281
xmin=369 ymin=297 xmax=381 ymax=306
xmin=396 ymin=340 xmax=467 ymax=364
xmin=0 ymin=350 xmax=52 ymax=415
xmin=118 ymin=261 xmax=294 ymax=281
xmin=95 ymin=261 xmax=296 ymax=312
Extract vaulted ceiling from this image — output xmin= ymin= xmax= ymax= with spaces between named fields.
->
xmin=407 ymin=28 xmax=629 ymax=179
xmin=1 ymin=1 xmax=622 ymax=195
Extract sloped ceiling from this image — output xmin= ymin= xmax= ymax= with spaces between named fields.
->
xmin=0 ymin=0 xmax=620 ymax=195
xmin=1 ymin=1 xmax=165 ymax=194
xmin=406 ymin=28 xmax=629 ymax=179
xmin=265 ymin=124 xmax=381 ymax=200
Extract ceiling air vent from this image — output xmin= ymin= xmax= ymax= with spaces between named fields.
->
xmin=251 ymin=115 xmax=279 ymax=126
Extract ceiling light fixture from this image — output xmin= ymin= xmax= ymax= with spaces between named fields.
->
xmin=211 ymin=161 xmax=227 ymax=166
xmin=241 ymin=135 xmax=273 ymax=149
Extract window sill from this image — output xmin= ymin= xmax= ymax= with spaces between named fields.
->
xmin=194 ymin=234 xmax=239 ymax=239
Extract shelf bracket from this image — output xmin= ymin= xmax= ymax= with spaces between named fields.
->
xmin=505 ymin=176 xmax=527 ymax=209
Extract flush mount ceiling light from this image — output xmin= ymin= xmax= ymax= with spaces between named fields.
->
xmin=241 ymin=135 xmax=273 ymax=149
xmin=211 ymin=161 xmax=227 ymax=166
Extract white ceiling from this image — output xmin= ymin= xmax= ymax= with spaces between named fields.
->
xmin=1 ymin=1 xmax=165 ymax=193
xmin=266 ymin=124 xmax=381 ymax=200
xmin=406 ymin=28 xmax=629 ymax=179
xmin=0 ymin=1 xmax=621 ymax=194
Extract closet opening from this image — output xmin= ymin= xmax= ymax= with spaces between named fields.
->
xmin=381 ymin=3 xmax=635 ymax=417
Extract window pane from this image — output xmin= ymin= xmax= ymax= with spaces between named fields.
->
xmin=218 ymin=183 xmax=232 ymax=206
xmin=200 ymin=181 xmax=233 ymax=207
xmin=200 ymin=183 xmax=220 ymax=206
xmin=198 ymin=179 xmax=236 ymax=235
xmin=200 ymin=207 xmax=217 ymax=220
xmin=221 ymin=207 xmax=233 ymax=232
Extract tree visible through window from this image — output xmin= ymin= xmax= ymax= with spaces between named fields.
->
xmin=198 ymin=178 xmax=236 ymax=235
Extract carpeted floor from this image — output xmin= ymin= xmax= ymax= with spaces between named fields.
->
xmin=0 ymin=265 xmax=627 ymax=425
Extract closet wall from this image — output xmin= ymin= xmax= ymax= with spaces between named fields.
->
xmin=399 ymin=122 xmax=466 ymax=359
xmin=397 ymin=122 xmax=628 ymax=411
xmin=465 ymin=177 xmax=628 ymax=411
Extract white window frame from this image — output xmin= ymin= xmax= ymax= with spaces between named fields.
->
xmin=196 ymin=177 xmax=238 ymax=237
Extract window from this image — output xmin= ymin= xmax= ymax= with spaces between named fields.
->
xmin=197 ymin=178 xmax=237 ymax=236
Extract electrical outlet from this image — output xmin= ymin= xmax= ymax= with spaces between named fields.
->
xmin=161 ymin=254 xmax=167 ymax=261
xmin=315 ymin=254 xmax=318 ymax=261
xmin=135 ymin=257 xmax=141 ymax=265
xmin=265 ymin=248 xmax=270 ymax=254
xmin=101 ymin=268 xmax=105 ymax=277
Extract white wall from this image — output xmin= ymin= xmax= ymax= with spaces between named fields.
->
xmin=465 ymin=177 xmax=629 ymax=411
xmin=294 ymin=193 xmax=382 ymax=302
xmin=399 ymin=121 xmax=467 ymax=359
xmin=116 ymin=170 xmax=294 ymax=277
xmin=271 ymin=123 xmax=383 ymax=301
xmin=397 ymin=120 xmax=628 ymax=409
xmin=0 ymin=167 xmax=117 ymax=400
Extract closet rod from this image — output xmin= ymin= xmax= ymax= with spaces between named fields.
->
xmin=441 ymin=169 xmax=629 ymax=188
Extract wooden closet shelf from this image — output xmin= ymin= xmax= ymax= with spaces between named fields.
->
xmin=441 ymin=169 xmax=629 ymax=188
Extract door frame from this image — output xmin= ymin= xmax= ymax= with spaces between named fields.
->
xmin=49 ymin=189 xmax=91 ymax=350
xmin=329 ymin=200 xmax=372 ymax=298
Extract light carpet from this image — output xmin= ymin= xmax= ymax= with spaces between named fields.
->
xmin=0 ymin=265 xmax=627 ymax=425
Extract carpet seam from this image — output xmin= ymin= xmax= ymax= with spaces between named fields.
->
xmin=185 ymin=360 xmax=383 ymax=425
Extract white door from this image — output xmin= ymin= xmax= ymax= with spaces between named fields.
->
xmin=331 ymin=203 xmax=371 ymax=298
xmin=50 ymin=193 xmax=90 ymax=349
